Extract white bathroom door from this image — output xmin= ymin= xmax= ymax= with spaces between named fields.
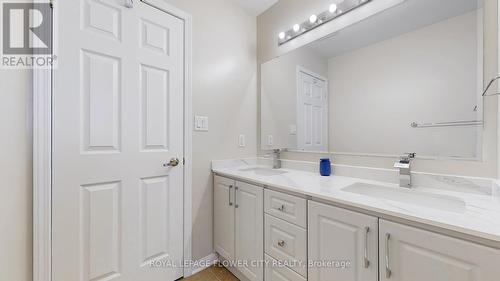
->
xmin=52 ymin=1 xmax=185 ymax=281
xmin=297 ymin=68 xmax=328 ymax=151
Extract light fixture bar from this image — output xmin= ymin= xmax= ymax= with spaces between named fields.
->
xmin=278 ymin=0 xmax=372 ymax=46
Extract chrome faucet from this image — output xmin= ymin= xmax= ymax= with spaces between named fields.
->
xmin=394 ymin=153 xmax=415 ymax=188
xmin=272 ymin=149 xmax=281 ymax=169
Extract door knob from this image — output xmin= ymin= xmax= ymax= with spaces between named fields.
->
xmin=163 ymin=158 xmax=180 ymax=167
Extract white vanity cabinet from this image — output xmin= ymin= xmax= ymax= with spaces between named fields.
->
xmin=308 ymin=201 xmax=379 ymax=281
xmin=214 ymin=173 xmax=500 ymax=281
xmin=214 ymin=176 xmax=264 ymax=281
xmin=379 ymin=219 xmax=500 ymax=281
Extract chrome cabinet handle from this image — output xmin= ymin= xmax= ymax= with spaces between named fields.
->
xmin=228 ymin=185 xmax=233 ymax=206
xmin=385 ymin=233 xmax=392 ymax=278
xmin=277 ymin=240 xmax=285 ymax=247
xmin=163 ymin=158 xmax=180 ymax=167
xmin=276 ymin=204 xmax=285 ymax=212
xmin=235 ymin=186 xmax=239 ymax=208
xmin=364 ymin=226 xmax=370 ymax=268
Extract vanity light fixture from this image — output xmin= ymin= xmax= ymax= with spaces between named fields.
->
xmin=329 ymin=3 xmax=338 ymax=13
xmin=309 ymin=14 xmax=318 ymax=24
xmin=278 ymin=0 xmax=372 ymax=45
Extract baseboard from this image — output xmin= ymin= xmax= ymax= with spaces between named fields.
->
xmin=188 ymin=253 xmax=219 ymax=276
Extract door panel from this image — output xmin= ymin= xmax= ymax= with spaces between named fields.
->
xmin=53 ymin=1 xmax=184 ymax=280
xmin=81 ymin=50 xmax=121 ymax=152
xmin=379 ymin=220 xmax=500 ymax=281
xmin=81 ymin=182 xmax=121 ymax=281
xmin=140 ymin=64 xmax=171 ymax=151
xmin=214 ymin=176 xmax=236 ymax=260
xmin=235 ymin=182 xmax=264 ymax=281
xmin=308 ymin=201 xmax=378 ymax=281
xmin=297 ymin=69 xmax=328 ymax=151
xmin=139 ymin=176 xmax=171 ymax=264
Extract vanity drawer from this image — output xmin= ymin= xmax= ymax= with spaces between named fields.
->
xmin=265 ymin=254 xmax=306 ymax=281
xmin=265 ymin=214 xmax=307 ymax=277
xmin=265 ymin=189 xmax=307 ymax=228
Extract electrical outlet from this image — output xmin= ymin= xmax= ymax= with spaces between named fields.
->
xmin=239 ymin=135 xmax=246 ymax=147
xmin=268 ymin=135 xmax=273 ymax=146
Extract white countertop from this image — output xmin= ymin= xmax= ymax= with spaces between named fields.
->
xmin=212 ymin=160 xmax=500 ymax=246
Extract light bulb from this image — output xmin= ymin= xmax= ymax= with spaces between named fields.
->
xmin=309 ymin=14 xmax=318 ymax=24
xmin=278 ymin=32 xmax=286 ymax=40
xmin=293 ymin=24 xmax=301 ymax=32
xmin=329 ymin=3 xmax=337 ymax=13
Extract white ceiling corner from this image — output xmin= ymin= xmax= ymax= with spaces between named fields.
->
xmin=230 ymin=0 xmax=279 ymax=16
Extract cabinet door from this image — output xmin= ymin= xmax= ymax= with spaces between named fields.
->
xmin=308 ymin=201 xmax=378 ymax=281
xmin=379 ymin=220 xmax=500 ymax=281
xmin=235 ymin=181 xmax=264 ymax=281
xmin=214 ymin=176 xmax=235 ymax=260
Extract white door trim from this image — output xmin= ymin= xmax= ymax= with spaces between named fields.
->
xmin=32 ymin=1 xmax=194 ymax=280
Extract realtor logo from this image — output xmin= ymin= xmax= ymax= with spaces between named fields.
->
xmin=1 ymin=1 xmax=56 ymax=69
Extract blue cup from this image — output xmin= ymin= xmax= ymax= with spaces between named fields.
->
xmin=320 ymin=158 xmax=332 ymax=176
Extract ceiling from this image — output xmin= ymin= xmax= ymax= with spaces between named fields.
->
xmin=230 ymin=0 xmax=279 ymax=16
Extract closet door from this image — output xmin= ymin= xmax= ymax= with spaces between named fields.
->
xmin=235 ymin=181 xmax=264 ymax=281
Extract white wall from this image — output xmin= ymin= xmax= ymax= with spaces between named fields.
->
xmin=258 ymin=0 xmax=498 ymax=178
xmin=0 ymin=70 xmax=32 ymax=281
xmin=162 ymin=0 xmax=257 ymax=260
xmin=329 ymin=12 xmax=480 ymax=159
xmin=261 ymin=47 xmax=328 ymax=150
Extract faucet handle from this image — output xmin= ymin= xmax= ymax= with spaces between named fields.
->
xmin=400 ymin=153 xmax=416 ymax=163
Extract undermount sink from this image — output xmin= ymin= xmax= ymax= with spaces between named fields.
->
xmin=238 ymin=167 xmax=288 ymax=176
xmin=342 ymin=183 xmax=466 ymax=213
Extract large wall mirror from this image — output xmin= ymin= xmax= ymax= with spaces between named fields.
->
xmin=261 ymin=0 xmax=491 ymax=160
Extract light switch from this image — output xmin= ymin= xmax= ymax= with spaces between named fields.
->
xmin=239 ymin=135 xmax=246 ymax=147
xmin=194 ymin=115 xmax=208 ymax=131
xmin=289 ymin=124 xmax=297 ymax=135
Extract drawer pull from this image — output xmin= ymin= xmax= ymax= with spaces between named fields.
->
xmin=277 ymin=204 xmax=285 ymax=212
xmin=277 ymin=240 xmax=286 ymax=247
xmin=385 ymin=233 xmax=392 ymax=278
xmin=228 ymin=185 xmax=233 ymax=206
xmin=364 ymin=226 xmax=370 ymax=268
